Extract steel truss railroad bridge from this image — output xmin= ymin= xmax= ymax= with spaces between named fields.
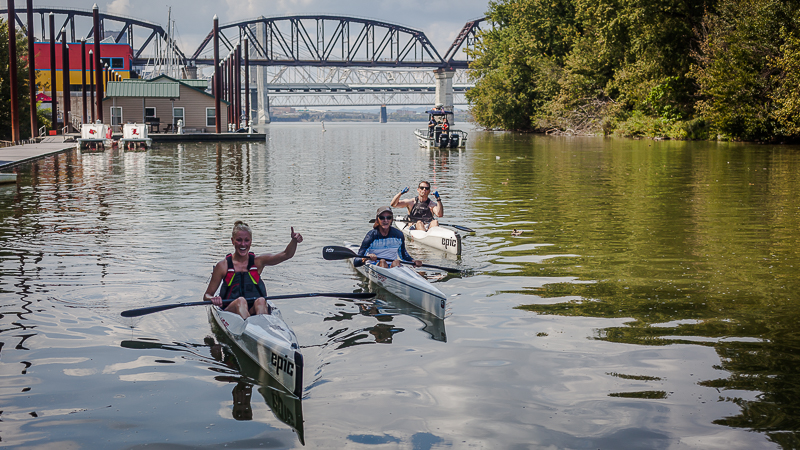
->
xmin=2 ymin=7 xmax=486 ymax=117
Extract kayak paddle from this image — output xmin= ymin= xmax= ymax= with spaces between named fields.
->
xmin=120 ymin=292 xmax=376 ymax=317
xmin=369 ymin=218 xmax=475 ymax=233
xmin=322 ymin=245 xmax=462 ymax=273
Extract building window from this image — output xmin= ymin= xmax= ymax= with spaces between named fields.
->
xmin=111 ymin=107 xmax=122 ymax=126
xmin=145 ymin=107 xmax=157 ymax=119
xmin=100 ymin=57 xmax=125 ymax=69
xmin=206 ymin=108 xmax=216 ymax=127
xmin=173 ymin=107 xmax=184 ymax=126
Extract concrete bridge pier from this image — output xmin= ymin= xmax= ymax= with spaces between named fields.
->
xmin=434 ymin=68 xmax=455 ymax=123
xmin=380 ymin=105 xmax=387 ymax=123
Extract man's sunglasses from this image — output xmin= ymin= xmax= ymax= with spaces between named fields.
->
xmin=378 ymin=215 xmax=393 ymax=221
xmin=418 ymin=186 xmax=430 ymax=190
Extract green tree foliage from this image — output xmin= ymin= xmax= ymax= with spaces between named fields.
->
xmin=0 ymin=18 xmax=35 ymax=141
xmin=466 ymin=0 xmax=576 ymax=130
xmin=773 ymin=30 xmax=800 ymax=136
xmin=468 ymin=0 xmax=710 ymax=135
xmin=691 ymin=0 xmax=800 ymax=141
xmin=468 ymin=0 xmax=800 ymax=141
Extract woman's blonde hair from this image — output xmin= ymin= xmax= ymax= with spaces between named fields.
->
xmin=231 ymin=220 xmax=252 ymax=238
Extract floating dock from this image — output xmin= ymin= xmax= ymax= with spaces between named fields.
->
xmin=0 ymin=139 xmax=76 ymax=170
xmin=0 ymin=133 xmax=266 ymax=171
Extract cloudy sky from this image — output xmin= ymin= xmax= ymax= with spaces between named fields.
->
xmin=45 ymin=0 xmax=490 ymax=59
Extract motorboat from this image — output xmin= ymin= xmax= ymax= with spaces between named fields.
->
xmin=414 ymin=109 xmax=467 ymax=148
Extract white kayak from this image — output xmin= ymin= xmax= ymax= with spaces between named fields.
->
xmin=209 ymin=301 xmax=303 ymax=398
xmin=346 ymin=243 xmax=447 ymax=318
xmin=394 ymin=215 xmax=461 ymax=255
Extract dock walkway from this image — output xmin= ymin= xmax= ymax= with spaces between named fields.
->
xmin=0 ymin=138 xmax=75 ymax=170
xmin=0 ymin=132 xmax=266 ymax=171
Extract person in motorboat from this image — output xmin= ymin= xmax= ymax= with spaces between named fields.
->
xmin=442 ymin=118 xmax=450 ymax=132
xmin=204 ymin=221 xmax=303 ymax=319
xmin=428 ymin=116 xmax=437 ymax=137
xmin=355 ymin=206 xmax=422 ymax=269
xmin=390 ymin=181 xmax=444 ymax=231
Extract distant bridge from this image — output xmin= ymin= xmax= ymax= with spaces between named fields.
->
xmin=2 ymin=8 xmax=485 ymax=69
xmin=2 ymin=7 xmax=487 ymax=111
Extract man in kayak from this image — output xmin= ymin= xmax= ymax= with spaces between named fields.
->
xmin=390 ymin=181 xmax=444 ymax=231
xmin=204 ymin=221 xmax=303 ymax=319
xmin=355 ymin=206 xmax=422 ymax=269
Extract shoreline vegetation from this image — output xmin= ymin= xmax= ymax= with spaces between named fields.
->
xmin=465 ymin=0 xmax=800 ymax=143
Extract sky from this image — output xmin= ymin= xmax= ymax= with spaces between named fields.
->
xmin=42 ymin=0 xmax=490 ymax=60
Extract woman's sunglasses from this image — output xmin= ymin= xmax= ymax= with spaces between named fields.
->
xmin=378 ymin=215 xmax=393 ymax=221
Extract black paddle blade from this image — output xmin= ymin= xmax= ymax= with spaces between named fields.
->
xmin=322 ymin=245 xmax=358 ymax=260
xmin=448 ymin=224 xmax=476 ymax=233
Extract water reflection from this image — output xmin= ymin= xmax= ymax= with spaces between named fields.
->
xmin=121 ymin=330 xmax=306 ymax=446
xmin=358 ymin=282 xmax=448 ymax=343
xmin=471 ymin=133 xmax=800 ymax=447
xmin=205 ymin=327 xmax=306 ymax=446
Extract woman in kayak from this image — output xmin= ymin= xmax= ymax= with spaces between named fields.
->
xmin=204 ymin=221 xmax=303 ymax=319
xmin=355 ymin=206 xmax=422 ymax=269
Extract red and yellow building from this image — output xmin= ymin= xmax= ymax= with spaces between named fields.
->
xmin=35 ymin=41 xmax=134 ymax=92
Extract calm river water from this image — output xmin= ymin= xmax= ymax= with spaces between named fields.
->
xmin=1 ymin=123 xmax=798 ymax=449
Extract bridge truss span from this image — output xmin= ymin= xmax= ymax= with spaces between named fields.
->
xmin=258 ymin=66 xmax=473 ymax=85
xmin=192 ymin=15 xmax=450 ymax=68
xmin=0 ymin=6 xmax=186 ymax=67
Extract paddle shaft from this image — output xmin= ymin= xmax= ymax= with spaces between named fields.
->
xmin=120 ymin=292 xmax=376 ymax=317
xmin=370 ymin=217 xmax=475 ymax=233
xmin=322 ymin=245 xmax=460 ymax=273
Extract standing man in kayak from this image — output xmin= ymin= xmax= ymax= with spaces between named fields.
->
xmin=204 ymin=221 xmax=303 ymax=319
xmin=390 ymin=181 xmax=444 ymax=231
xmin=355 ymin=206 xmax=423 ymax=269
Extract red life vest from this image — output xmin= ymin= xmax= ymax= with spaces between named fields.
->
xmin=219 ymin=252 xmax=267 ymax=299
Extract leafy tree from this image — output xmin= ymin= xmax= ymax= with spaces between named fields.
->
xmin=690 ymin=0 xmax=800 ymax=141
xmin=466 ymin=0 xmax=577 ymax=131
xmin=0 ymin=18 xmax=34 ymax=141
xmin=771 ymin=27 xmax=800 ymax=137
xmin=467 ymin=0 xmax=711 ymax=135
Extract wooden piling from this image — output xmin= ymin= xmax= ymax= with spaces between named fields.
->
xmin=89 ymin=50 xmax=94 ymax=122
xmin=26 ymin=0 xmax=37 ymax=138
xmin=244 ymin=38 xmax=249 ymax=126
xmin=81 ymin=39 xmax=87 ymax=124
xmin=6 ymin=0 xmax=20 ymax=142
xmin=49 ymin=12 xmax=57 ymax=132
xmin=93 ymin=4 xmax=103 ymax=123
xmin=213 ymin=15 xmax=221 ymax=134
xmin=61 ymin=37 xmax=71 ymax=132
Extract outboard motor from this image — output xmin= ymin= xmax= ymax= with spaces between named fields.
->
xmin=438 ymin=132 xmax=450 ymax=148
xmin=449 ymin=133 xmax=460 ymax=148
